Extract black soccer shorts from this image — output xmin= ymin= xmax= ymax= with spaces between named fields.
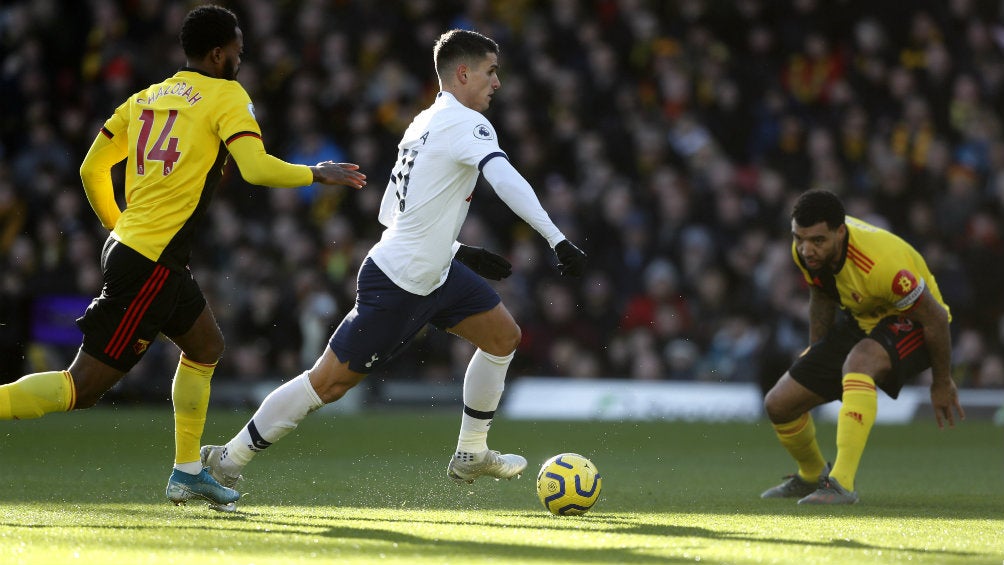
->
xmin=76 ymin=237 xmax=206 ymax=372
xmin=788 ymin=313 xmax=931 ymax=401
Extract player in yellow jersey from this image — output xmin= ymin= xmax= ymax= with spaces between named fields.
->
xmin=0 ymin=5 xmax=366 ymax=510
xmin=760 ymin=189 xmax=964 ymax=504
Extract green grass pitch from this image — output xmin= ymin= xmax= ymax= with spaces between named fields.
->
xmin=0 ymin=406 xmax=1001 ymax=564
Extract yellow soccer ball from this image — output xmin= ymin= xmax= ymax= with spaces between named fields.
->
xmin=535 ymin=453 xmax=602 ymax=516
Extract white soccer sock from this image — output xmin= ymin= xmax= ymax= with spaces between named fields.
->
xmin=220 ymin=372 xmax=323 ymax=473
xmin=456 ymin=348 xmax=513 ymax=454
xmin=173 ymin=461 xmax=203 ymax=475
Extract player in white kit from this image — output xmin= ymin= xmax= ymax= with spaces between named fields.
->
xmin=200 ymin=29 xmax=587 ymax=507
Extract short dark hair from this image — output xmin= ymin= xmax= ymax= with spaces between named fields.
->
xmin=792 ymin=189 xmax=846 ymax=229
xmin=179 ymin=4 xmax=239 ymax=59
xmin=433 ymin=29 xmax=499 ymax=79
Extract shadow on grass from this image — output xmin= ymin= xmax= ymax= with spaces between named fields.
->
xmin=0 ymin=502 xmax=993 ymax=563
xmin=233 ymin=507 xmax=988 ymax=562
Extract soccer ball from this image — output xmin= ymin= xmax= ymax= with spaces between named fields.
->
xmin=535 ymin=453 xmax=602 ymax=516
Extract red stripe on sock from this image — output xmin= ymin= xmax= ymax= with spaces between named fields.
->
xmin=180 ymin=355 xmax=218 ymax=369
xmin=843 ymin=379 xmax=876 ymax=392
xmin=777 ymin=413 xmax=809 ymax=436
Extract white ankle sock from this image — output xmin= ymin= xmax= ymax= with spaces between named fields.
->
xmin=220 ymin=372 xmax=323 ymax=473
xmin=174 ymin=461 xmax=202 ymax=475
xmin=456 ymin=349 xmax=513 ymax=453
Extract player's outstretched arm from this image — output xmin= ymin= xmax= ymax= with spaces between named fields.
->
xmin=228 ymin=136 xmax=365 ymax=189
xmin=481 ymin=157 xmax=587 ymax=276
xmin=309 ymin=161 xmax=366 ymax=189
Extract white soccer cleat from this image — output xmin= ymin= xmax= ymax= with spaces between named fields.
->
xmin=200 ymin=445 xmax=242 ymax=489
xmin=447 ymin=449 xmax=528 ymax=484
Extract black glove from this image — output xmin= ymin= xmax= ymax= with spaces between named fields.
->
xmin=554 ymin=240 xmax=587 ymax=277
xmin=455 ymin=244 xmax=513 ymax=280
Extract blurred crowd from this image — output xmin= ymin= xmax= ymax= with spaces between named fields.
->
xmin=2 ymin=0 xmax=1004 ymax=401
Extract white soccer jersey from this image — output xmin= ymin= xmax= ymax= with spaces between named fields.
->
xmin=369 ymin=92 xmax=563 ymax=295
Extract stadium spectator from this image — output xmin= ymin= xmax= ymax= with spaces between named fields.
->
xmin=1 ymin=0 xmax=1003 ymax=395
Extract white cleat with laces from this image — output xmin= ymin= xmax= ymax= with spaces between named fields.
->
xmin=447 ymin=449 xmax=527 ymax=484
xmin=200 ymin=445 xmax=243 ymax=512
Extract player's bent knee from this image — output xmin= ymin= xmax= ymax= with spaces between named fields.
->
xmin=308 ymin=362 xmax=366 ymax=404
xmin=511 ymin=323 xmax=522 ymax=347
xmin=500 ymin=323 xmax=521 ymax=354
xmin=763 ymin=392 xmax=794 ymax=424
xmin=484 ymin=331 xmax=520 ymax=357
xmin=314 ymin=380 xmax=359 ymax=404
xmin=185 ymin=338 xmax=224 ymax=365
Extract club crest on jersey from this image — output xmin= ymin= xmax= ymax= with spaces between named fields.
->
xmin=133 ymin=338 xmax=151 ymax=355
xmin=886 ymin=317 xmax=914 ymax=334
xmin=474 ymin=124 xmax=493 ymax=140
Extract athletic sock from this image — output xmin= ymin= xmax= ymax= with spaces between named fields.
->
xmin=174 ymin=462 xmax=203 ymax=475
xmin=172 ymin=354 xmax=216 ymax=470
xmin=0 ymin=371 xmax=76 ymax=419
xmin=220 ymin=372 xmax=323 ymax=474
xmin=829 ymin=372 xmax=877 ymax=491
xmin=456 ymin=349 xmax=513 ymax=454
xmin=772 ymin=412 xmax=827 ymax=482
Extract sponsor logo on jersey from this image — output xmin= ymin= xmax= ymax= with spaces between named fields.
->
xmin=891 ymin=270 xmax=925 ymax=309
xmin=892 ymin=270 xmax=917 ymax=296
xmin=474 ymin=124 xmax=493 ymax=140
xmin=247 ymin=102 xmax=255 ymax=118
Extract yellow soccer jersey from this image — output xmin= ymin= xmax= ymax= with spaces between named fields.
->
xmin=792 ymin=215 xmax=951 ymax=334
xmin=87 ymin=68 xmax=308 ymax=271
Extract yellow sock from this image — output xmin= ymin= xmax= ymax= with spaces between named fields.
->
xmin=772 ymin=412 xmax=827 ymax=482
xmin=829 ymin=372 xmax=877 ymax=491
xmin=172 ymin=355 xmax=216 ymax=465
xmin=0 ymin=371 xmax=76 ymax=419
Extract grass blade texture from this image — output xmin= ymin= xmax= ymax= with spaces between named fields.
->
xmin=1 ymin=407 xmax=1000 ymax=564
